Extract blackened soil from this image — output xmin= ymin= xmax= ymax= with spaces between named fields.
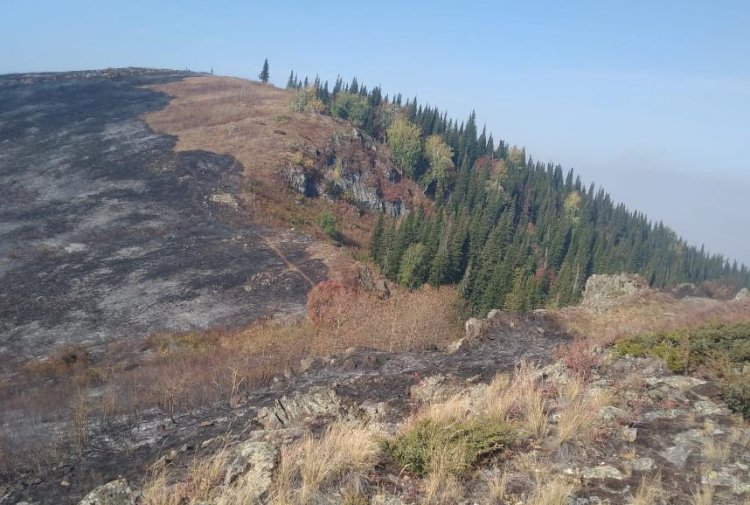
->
xmin=5 ymin=312 xmax=566 ymax=504
xmin=0 ymin=69 xmax=327 ymax=360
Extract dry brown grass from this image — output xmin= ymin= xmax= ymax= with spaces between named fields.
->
xmin=630 ymin=473 xmax=662 ymax=505
xmin=484 ymin=470 xmax=509 ymax=504
xmin=554 ymin=292 xmax=750 ymax=347
xmin=701 ymin=436 xmax=731 ymax=469
xmin=526 ymin=477 xmax=573 ymax=505
xmin=141 ymin=447 xmax=230 ymax=505
xmin=554 ymin=379 xmax=610 ymax=447
xmin=271 ymin=422 xmax=380 ymax=504
xmin=144 ymin=76 xmax=427 ymax=247
xmin=690 ymin=484 xmax=715 ymax=505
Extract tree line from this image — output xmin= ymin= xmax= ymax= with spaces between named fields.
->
xmin=284 ymin=68 xmax=750 ymax=311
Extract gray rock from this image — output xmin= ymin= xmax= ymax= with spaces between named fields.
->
xmin=581 ymin=274 xmax=647 ymax=311
xmin=643 ymin=409 xmax=683 ymax=422
xmin=693 ymin=400 xmax=729 ymax=416
xmin=631 ymin=457 xmax=655 ymax=472
xmin=735 ymin=287 xmax=750 ymax=301
xmin=257 ymin=387 xmax=342 ymax=429
xmin=464 ymin=317 xmax=487 ymax=340
xmin=703 ymin=470 xmax=750 ymax=494
xmin=223 ymin=441 xmax=278 ymax=500
xmin=78 ymin=478 xmax=134 ymax=505
xmin=659 ymin=429 xmax=706 ymax=468
xmin=582 ymin=465 xmax=624 ymax=480
xmin=659 ymin=376 xmax=707 ymax=390
xmin=597 ymin=405 xmax=628 ymax=421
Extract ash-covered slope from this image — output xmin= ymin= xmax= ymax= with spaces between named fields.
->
xmin=0 ymin=69 xmax=326 ymax=358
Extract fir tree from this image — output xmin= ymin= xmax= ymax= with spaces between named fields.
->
xmin=258 ymin=58 xmax=270 ymax=83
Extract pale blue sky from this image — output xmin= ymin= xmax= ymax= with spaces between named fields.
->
xmin=3 ymin=0 xmax=749 ymax=263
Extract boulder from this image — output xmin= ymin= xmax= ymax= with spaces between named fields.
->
xmin=78 ymin=478 xmax=134 ymax=505
xmin=464 ymin=317 xmax=487 ymax=340
xmin=581 ymin=274 xmax=647 ymax=311
xmin=735 ymin=287 xmax=750 ymax=301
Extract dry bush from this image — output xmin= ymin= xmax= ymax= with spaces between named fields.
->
xmin=701 ymin=436 xmax=731 ymax=469
xmin=272 ymin=422 xmax=380 ymax=504
xmin=484 ymin=470 xmax=509 ymax=504
xmin=141 ymin=448 xmax=230 ymax=505
xmin=416 ymin=394 xmax=472 ymax=426
xmin=630 ymin=473 xmax=662 ymax=505
xmin=690 ymin=484 xmax=714 ymax=505
xmin=526 ymin=477 xmax=573 ymax=505
xmin=514 ymin=364 xmax=549 ymax=439
xmin=554 ymin=338 xmax=600 ymax=380
xmin=144 ymin=76 xmax=429 ymax=246
xmin=554 ymin=380 xmax=610 ymax=446
xmin=483 ymin=373 xmax=515 ymax=422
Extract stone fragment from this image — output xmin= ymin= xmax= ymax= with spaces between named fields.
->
xmin=582 ymin=465 xmax=623 ymax=480
xmin=78 ymin=478 xmax=134 ymax=505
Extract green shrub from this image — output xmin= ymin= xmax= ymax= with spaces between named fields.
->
xmin=722 ymin=372 xmax=750 ymax=419
xmin=615 ymin=322 xmax=750 ymax=417
xmin=384 ymin=419 xmax=515 ymax=477
xmin=317 ymin=211 xmax=337 ymax=238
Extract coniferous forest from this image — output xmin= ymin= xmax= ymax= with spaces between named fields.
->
xmin=286 ymin=72 xmax=750 ymax=312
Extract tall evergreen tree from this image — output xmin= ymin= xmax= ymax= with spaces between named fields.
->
xmin=258 ymin=58 xmax=270 ymax=83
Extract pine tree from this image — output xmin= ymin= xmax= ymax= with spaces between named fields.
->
xmin=258 ymin=58 xmax=270 ymax=83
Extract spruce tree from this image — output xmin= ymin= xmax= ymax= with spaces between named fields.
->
xmin=258 ymin=58 xmax=270 ymax=83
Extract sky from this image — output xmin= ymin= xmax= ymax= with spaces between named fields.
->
xmin=3 ymin=0 xmax=749 ymax=264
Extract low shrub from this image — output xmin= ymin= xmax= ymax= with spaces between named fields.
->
xmin=615 ymin=322 xmax=750 ymax=418
xmin=722 ymin=372 xmax=750 ymax=419
xmin=385 ymin=419 xmax=515 ymax=477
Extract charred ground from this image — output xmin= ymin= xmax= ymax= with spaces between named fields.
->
xmin=0 ymin=69 xmax=327 ymax=359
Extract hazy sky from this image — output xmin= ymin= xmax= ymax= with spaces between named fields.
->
xmin=3 ymin=0 xmax=749 ymax=264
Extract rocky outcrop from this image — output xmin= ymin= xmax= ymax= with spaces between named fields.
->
xmin=581 ymin=273 xmax=648 ymax=311
xmin=78 ymin=478 xmax=134 ymax=505
xmin=256 ymin=387 xmax=343 ymax=430
xmin=283 ymin=128 xmax=409 ymax=217
xmin=223 ymin=441 xmax=278 ymax=500
xmin=672 ymin=282 xmax=707 ymax=298
xmin=735 ymin=287 xmax=750 ymax=301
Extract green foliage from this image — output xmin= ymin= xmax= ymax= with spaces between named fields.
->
xmin=384 ymin=419 xmax=515 ymax=477
xmin=317 ymin=211 xmax=337 ymax=238
xmin=387 ymin=118 xmax=422 ymax=177
xmin=330 ymin=92 xmax=369 ymax=127
xmin=398 ymin=242 xmax=428 ymax=288
xmin=615 ymin=322 xmax=750 ymax=418
xmin=291 ymin=87 xmax=324 ymax=113
xmin=722 ymin=372 xmax=750 ymax=419
xmin=305 ymin=70 xmax=749 ymax=311
xmin=423 ymin=134 xmax=454 ymax=189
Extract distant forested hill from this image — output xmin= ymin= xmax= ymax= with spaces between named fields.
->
xmin=286 ymin=72 xmax=750 ymax=311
